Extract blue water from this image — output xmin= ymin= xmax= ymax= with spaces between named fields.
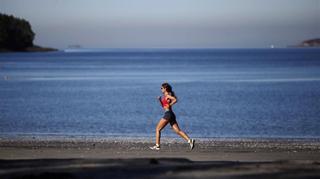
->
xmin=0 ymin=48 xmax=320 ymax=139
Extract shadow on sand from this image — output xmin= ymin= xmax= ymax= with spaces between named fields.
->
xmin=1 ymin=158 xmax=320 ymax=179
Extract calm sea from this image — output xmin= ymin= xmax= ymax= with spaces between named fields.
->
xmin=0 ymin=48 xmax=319 ymax=139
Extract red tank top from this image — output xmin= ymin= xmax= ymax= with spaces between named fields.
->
xmin=161 ymin=96 xmax=170 ymax=108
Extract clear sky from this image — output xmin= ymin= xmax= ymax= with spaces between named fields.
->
xmin=1 ymin=0 xmax=319 ymax=49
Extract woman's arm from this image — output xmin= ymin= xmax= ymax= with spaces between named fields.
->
xmin=166 ymin=95 xmax=177 ymax=106
xmin=157 ymin=96 xmax=163 ymax=106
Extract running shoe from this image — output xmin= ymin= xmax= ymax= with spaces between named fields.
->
xmin=149 ymin=145 xmax=160 ymax=150
xmin=189 ymin=139 xmax=195 ymax=150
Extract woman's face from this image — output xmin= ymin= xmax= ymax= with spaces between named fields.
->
xmin=161 ymin=86 xmax=166 ymax=93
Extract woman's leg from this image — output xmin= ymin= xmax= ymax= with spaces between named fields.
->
xmin=171 ymin=121 xmax=190 ymax=142
xmin=156 ymin=119 xmax=169 ymax=145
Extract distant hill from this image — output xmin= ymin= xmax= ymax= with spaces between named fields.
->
xmin=295 ymin=38 xmax=320 ymax=47
xmin=0 ymin=13 xmax=57 ymax=52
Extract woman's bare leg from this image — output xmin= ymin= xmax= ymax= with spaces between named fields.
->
xmin=171 ymin=122 xmax=190 ymax=142
xmin=156 ymin=119 xmax=169 ymax=145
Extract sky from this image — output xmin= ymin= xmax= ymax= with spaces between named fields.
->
xmin=0 ymin=0 xmax=319 ymax=49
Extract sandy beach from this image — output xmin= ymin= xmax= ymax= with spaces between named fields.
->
xmin=1 ymin=136 xmax=320 ymax=178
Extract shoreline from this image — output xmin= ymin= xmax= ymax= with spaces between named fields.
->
xmin=1 ymin=137 xmax=320 ymax=178
xmin=1 ymin=136 xmax=319 ymax=161
xmin=2 ymin=133 xmax=320 ymax=140
xmin=0 ymin=45 xmax=58 ymax=53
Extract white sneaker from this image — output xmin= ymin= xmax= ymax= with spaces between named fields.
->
xmin=149 ymin=145 xmax=160 ymax=150
xmin=189 ymin=139 xmax=195 ymax=150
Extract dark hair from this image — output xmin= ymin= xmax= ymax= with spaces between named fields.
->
xmin=161 ymin=82 xmax=177 ymax=98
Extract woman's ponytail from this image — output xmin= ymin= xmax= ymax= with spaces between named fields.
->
xmin=161 ymin=82 xmax=177 ymax=99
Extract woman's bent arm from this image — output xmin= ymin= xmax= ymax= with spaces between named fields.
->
xmin=167 ymin=95 xmax=177 ymax=106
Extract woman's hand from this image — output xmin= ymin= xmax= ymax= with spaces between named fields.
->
xmin=166 ymin=95 xmax=177 ymax=106
xmin=166 ymin=98 xmax=172 ymax=105
xmin=157 ymin=96 xmax=163 ymax=106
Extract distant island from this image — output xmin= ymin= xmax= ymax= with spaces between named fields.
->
xmin=0 ymin=13 xmax=57 ymax=52
xmin=289 ymin=38 xmax=320 ymax=48
xmin=299 ymin=39 xmax=320 ymax=47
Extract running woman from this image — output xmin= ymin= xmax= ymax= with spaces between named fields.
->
xmin=150 ymin=82 xmax=195 ymax=150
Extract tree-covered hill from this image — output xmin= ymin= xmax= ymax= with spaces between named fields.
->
xmin=0 ymin=13 xmax=57 ymax=52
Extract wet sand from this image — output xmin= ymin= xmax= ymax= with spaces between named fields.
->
xmin=1 ymin=137 xmax=320 ymax=178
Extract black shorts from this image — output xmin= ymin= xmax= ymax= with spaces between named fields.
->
xmin=163 ymin=110 xmax=177 ymax=125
